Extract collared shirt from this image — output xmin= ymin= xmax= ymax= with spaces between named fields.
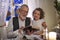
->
xmin=18 ymin=17 xmax=25 ymax=28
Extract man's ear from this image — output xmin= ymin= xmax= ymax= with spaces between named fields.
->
xmin=16 ymin=9 xmax=20 ymax=14
xmin=17 ymin=9 xmax=21 ymax=15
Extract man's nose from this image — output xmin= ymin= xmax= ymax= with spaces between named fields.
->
xmin=24 ymin=12 xmax=28 ymax=15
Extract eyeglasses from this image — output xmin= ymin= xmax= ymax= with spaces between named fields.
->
xmin=20 ymin=9 xmax=28 ymax=13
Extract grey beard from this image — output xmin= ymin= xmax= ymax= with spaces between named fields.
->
xmin=22 ymin=16 xmax=26 ymax=20
xmin=20 ymin=15 xmax=26 ymax=20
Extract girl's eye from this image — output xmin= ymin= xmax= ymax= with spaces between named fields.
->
xmin=34 ymin=13 xmax=36 ymax=14
xmin=38 ymin=13 xmax=40 ymax=15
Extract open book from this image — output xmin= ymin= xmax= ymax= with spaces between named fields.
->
xmin=23 ymin=26 xmax=39 ymax=32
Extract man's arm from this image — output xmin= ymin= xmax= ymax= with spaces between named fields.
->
xmin=6 ymin=17 xmax=13 ymax=33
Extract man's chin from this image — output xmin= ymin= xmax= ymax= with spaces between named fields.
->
xmin=20 ymin=15 xmax=26 ymax=20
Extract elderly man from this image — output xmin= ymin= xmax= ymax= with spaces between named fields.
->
xmin=6 ymin=4 xmax=32 ymax=40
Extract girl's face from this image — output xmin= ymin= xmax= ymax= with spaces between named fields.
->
xmin=33 ymin=10 xmax=40 ymax=20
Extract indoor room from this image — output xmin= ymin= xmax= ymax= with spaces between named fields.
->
xmin=0 ymin=0 xmax=60 ymax=40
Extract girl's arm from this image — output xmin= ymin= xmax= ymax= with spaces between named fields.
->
xmin=33 ymin=30 xmax=43 ymax=35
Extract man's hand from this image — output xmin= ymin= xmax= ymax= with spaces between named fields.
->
xmin=33 ymin=31 xmax=43 ymax=35
xmin=20 ymin=26 xmax=25 ymax=30
xmin=18 ymin=26 xmax=25 ymax=34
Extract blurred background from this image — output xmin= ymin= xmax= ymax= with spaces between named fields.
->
xmin=0 ymin=0 xmax=60 ymax=40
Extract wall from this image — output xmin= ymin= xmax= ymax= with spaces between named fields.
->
xmin=36 ymin=0 xmax=57 ymax=31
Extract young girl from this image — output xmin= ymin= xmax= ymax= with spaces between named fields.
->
xmin=24 ymin=8 xmax=47 ymax=40
xmin=32 ymin=8 xmax=47 ymax=39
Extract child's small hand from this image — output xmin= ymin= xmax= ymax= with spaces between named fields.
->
xmin=42 ymin=22 xmax=47 ymax=29
xmin=32 ymin=26 xmax=40 ymax=30
xmin=33 ymin=31 xmax=43 ymax=35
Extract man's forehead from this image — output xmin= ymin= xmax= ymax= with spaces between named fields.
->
xmin=21 ymin=6 xmax=29 ymax=10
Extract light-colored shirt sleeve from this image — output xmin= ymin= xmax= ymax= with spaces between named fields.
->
xmin=6 ymin=17 xmax=19 ymax=36
xmin=6 ymin=17 xmax=13 ymax=33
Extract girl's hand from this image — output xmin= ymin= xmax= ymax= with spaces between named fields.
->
xmin=33 ymin=31 xmax=43 ymax=35
xmin=18 ymin=28 xmax=23 ymax=34
xmin=42 ymin=22 xmax=47 ymax=29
